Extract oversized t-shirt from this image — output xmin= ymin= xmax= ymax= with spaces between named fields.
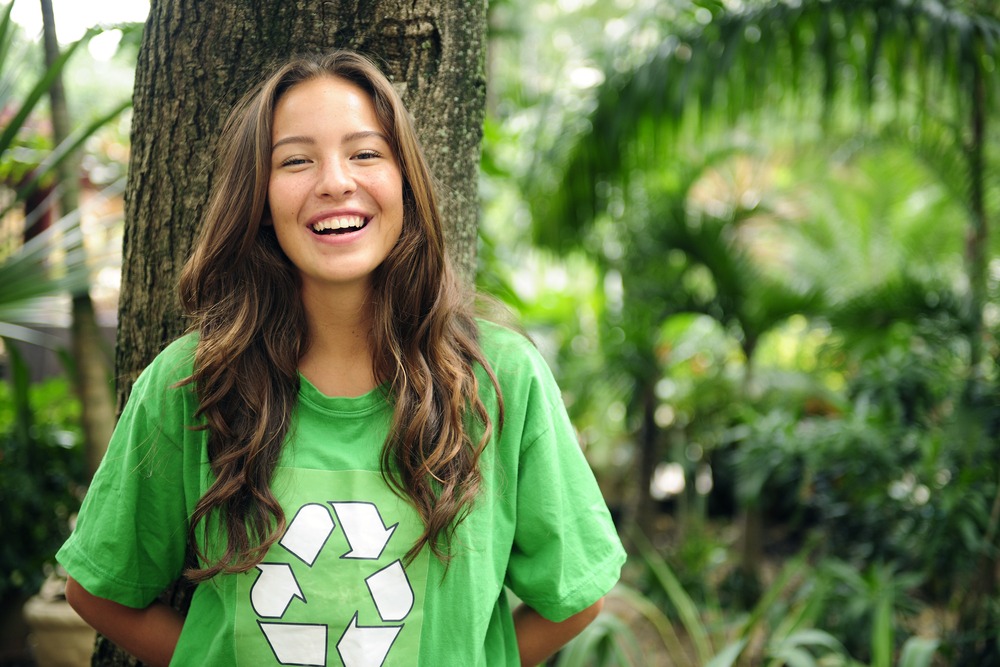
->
xmin=57 ymin=320 xmax=625 ymax=666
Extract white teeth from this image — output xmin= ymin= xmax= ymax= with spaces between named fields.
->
xmin=311 ymin=216 xmax=365 ymax=232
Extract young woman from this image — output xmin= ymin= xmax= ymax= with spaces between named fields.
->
xmin=58 ymin=50 xmax=625 ymax=667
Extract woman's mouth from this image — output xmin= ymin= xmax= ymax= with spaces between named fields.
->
xmin=310 ymin=215 xmax=368 ymax=235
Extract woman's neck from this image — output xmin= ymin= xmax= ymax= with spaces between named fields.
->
xmin=298 ymin=284 xmax=378 ymax=397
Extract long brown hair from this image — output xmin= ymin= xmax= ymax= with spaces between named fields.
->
xmin=177 ymin=51 xmax=502 ymax=581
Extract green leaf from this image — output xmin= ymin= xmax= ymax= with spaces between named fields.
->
xmin=738 ymin=539 xmax=819 ymax=641
xmin=0 ymin=2 xmax=15 ymax=78
xmin=0 ymin=322 xmax=65 ymax=348
xmin=555 ymin=613 xmax=641 ymax=666
xmin=629 ymin=527 xmax=714 ymax=664
xmin=609 ymin=583 xmax=691 ymax=662
xmin=769 ymin=645 xmax=818 ymax=667
xmin=898 ymin=637 xmax=940 ymax=667
xmin=0 ymin=25 xmax=99 ymax=155
xmin=774 ymin=628 xmax=846 ymax=655
xmin=0 ymin=98 xmax=131 ymax=218
xmin=705 ymin=638 xmax=748 ymax=667
xmin=871 ymin=581 xmax=894 ymax=667
xmin=0 ymin=180 xmax=124 ymax=346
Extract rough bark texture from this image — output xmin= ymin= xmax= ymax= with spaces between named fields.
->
xmin=102 ymin=1 xmax=486 ymax=664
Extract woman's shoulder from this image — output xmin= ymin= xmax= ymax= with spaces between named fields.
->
xmin=474 ymin=318 xmax=553 ymax=383
xmin=475 ymin=318 xmax=534 ymax=358
xmin=129 ymin=331 xmax=199 ymax=394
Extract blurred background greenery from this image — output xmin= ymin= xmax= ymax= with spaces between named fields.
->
xmin=2 ymin=0 xmax=1000 ymax=665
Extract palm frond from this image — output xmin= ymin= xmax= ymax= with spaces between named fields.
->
xmin=532 ymin=0 xmax=1000 ymax=240
xmin=0 ymin=179 xmax=125 ymax=347
xmin=0 ymin=23 xmax=99 ymax=155
xmin=0 ymin=98 xmax=131 ymax=219
xmin=826 ymin=272 xmax=963 ymax=332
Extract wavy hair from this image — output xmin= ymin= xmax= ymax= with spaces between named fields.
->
xmin=177 ymin=50 xmax=502 ymax=582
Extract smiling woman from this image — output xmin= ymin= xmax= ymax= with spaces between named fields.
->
xmin=267 ymin=75 xmax=406 ymax=398
xmin=56 ymin=50 xmax=625 ymax=667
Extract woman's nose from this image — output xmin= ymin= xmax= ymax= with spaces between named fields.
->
xmin=315 ymin=158 xmax=356 ymax=197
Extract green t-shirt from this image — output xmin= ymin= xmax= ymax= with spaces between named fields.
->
xmin=57 ymin=321 xmax=625 ymax=666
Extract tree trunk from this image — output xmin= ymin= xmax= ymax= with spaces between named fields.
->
xmin=102 ymin=1 xmax=487 ymax=664
xmin=39 ymin=0 xmax=116 ymax=479
xmin=963 ymin=33 xmax=988 ymax=393
xmin=955 ymin=43 xmax=998 ymax=663
xmin=737 ymin=338 xmax=763 ymax=608
xmin=633 ymin=381 xmax=660 ymax=538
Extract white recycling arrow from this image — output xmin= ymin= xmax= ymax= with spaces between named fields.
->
xmin=336 ymin=612 xmax=402 ymax=667
xmin=280 ymin=503 xmax=335 ymax=566
xmin=251 ymin=563 xmax=305 ymax=618
xmin=365 ymin=560 xmax=413 ymax=622
xmin=259 ymin=622 xmax=327 ymax=666
xmin=329 ymin=501 xmax=397 ymax=559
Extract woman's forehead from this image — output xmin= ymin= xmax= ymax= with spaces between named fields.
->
xmin=272 ymin=76 xmax=385 ymax=135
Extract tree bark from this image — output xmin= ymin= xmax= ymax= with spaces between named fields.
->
xmin=39 ymin=0 xmax=116 ymax=479
xmin=102 ymin=1 xmax=487 ymax=664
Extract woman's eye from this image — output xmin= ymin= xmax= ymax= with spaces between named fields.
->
xmin=280 ymin=157 xmax=309 ymax=167
xmin=354 ymin=150 xmax=382 ymax=160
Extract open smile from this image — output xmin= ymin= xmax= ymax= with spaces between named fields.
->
xmin=309 ymin=215 xmax=370 ymax=235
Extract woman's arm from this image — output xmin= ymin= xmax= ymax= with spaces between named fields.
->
xmin=65 ymin=575 xmax=184 ymax=667
xmin=513 ymin=597 xmax=604 ymax=667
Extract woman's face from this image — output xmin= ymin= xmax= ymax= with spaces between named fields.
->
xmin=267 ymin=76 xmax=404 ymax=297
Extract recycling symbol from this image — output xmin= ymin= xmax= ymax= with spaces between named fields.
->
xmin=249 ymin=500 xmax=415 ymax=667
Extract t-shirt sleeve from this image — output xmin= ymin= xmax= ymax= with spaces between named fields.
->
xmin=56 ymin=338 xmax=198 ymax=608
xmin=502 ymin=342 xmax=626 ymax=623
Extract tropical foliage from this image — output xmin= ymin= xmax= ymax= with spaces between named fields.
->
xmin=0 ymin=0 xmax=128 ymax=345
xmin=0 ymin=346 xmax=83 ymax=599
xmin=6 ymin=0 xmax=1000 ymax=665
xmin=482 ymin=0 xmax=1000 ymax=664
xmin=0 ymin=0 xmax=128 ymax=603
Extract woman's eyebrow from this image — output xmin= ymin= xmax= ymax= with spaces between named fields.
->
xmin=271 ymin=130 xmax=390 ymax=152
xmin=272 ymin=135 xmax=315 ymax=151
xmin=343 ymin=130 xmax=391 ymax=144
